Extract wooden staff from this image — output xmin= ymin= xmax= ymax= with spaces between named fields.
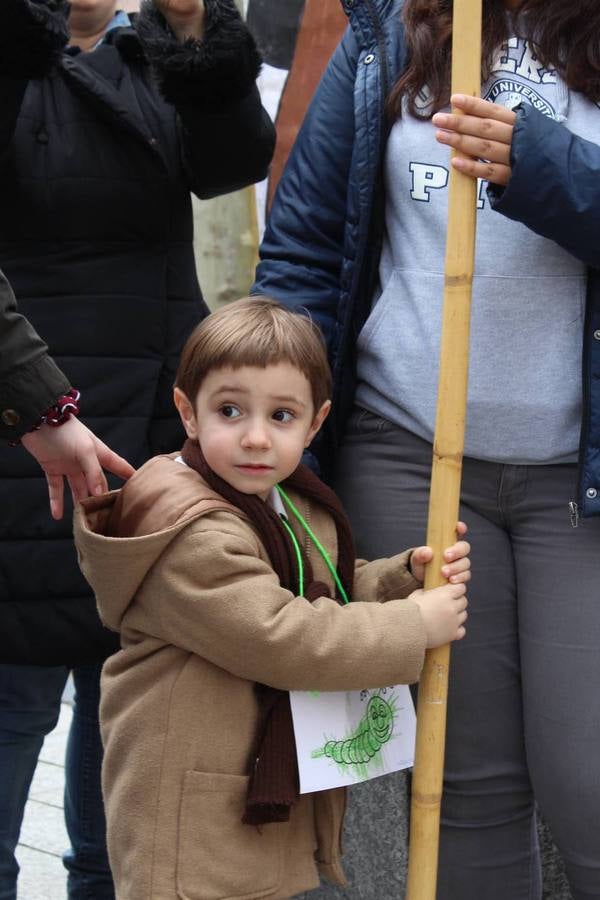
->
xmin=405 ymin=1 xmax=482 ymax=898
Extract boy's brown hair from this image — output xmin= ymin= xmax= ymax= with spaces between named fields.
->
xmin=175 ymin=297 xmax=332 ymax=412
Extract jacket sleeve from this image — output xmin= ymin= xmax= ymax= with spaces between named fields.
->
xmin=123 ymin=513 xmax=427 ymax=690
xmin=0 ymin=269 xmax=71 ymax=441
xmin=353 ymin=549 xmax=421 ymax=603
xmin=252 ymin=27 xmax=360 ymax=351
xmin=135 ymin=0 xmax=275 ymax=199
xmin=489 ymin=103 xmax=600 ymax=268
xmin=0 ymin=0 xmax=70 ymax=154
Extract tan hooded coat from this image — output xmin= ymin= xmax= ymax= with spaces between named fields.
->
xmin=74 ymin=454 xmax=427 ymax=900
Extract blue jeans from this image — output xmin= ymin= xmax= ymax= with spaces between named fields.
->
xmin=0 ymin=662 xmax=114 ymax=900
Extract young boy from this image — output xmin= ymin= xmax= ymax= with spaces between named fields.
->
xmin=74 ymin=298 xmax=469 ymax=900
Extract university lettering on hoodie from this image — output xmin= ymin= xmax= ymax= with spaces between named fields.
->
xmin=356 ymin=36 xmax=600 ymax=466
xmin=410 ymin=39 xmax=557 ymax=208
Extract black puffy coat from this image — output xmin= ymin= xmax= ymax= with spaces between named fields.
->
xmin=0 ymin=0 xmax=275 ymax=665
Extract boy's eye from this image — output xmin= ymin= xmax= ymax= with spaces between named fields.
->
xmin=219 ymin=404 xmax=242 ymax=419
xmin=272 ymin=409 xmax=295 ymax=423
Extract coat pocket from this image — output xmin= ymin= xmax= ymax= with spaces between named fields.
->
xmin=176 ymin=771 xmax=284 ymax=900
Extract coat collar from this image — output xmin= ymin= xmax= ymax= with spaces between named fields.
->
xmin=60 ymin=38 xmax=163 ymax=161
xmin=341 ymin=0 xmax=404 ymax=45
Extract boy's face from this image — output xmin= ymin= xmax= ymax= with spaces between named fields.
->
xmin=174 ymin=364 xmax=330 ymax=500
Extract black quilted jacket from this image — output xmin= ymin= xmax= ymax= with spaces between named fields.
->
xmin=0 ymin=0 xmax=275 ymax=665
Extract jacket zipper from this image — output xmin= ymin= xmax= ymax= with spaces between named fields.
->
xmin=330 ymin=0 xmax=392 ymax=462
xmin=570 ymin=278 xmax=594 ymax=525
xmin=568 ymin=501 xmax=579 ymax=528
xmin=362 ymin=0 xmax=391 ymax=100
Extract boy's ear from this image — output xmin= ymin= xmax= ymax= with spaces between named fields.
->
xmin=173 ymin=387 xmax=198 ymax=440
xmin=305 ymin=399 xmax=331 ymax=447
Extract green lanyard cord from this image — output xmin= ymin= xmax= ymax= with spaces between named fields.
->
xmin=279 ymin=515 xmax=304 ymax=599
xmin=276 ymin=484 xmax=350 ymax=605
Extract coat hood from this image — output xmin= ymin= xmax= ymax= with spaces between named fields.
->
xmin=74 ymin=455 xmax=240 ymax=632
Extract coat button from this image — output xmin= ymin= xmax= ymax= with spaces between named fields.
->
xmin=594 ymin=330 xmax=600 ymax=340
xmin=345 ymin=0 xmax=355 ymax=7
xmin=364 ymin=53 xmax=375 ymax=64
xmin=148 ymin=137 xmax=158 ymax=147
xmin=1 ymin=409 xmax=21 ymax=427
xmin=587 ymin=487 xmax=598 ymax=499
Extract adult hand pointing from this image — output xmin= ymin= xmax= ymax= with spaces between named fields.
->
xmin=22 ymin=416 xmax=135 ymax=520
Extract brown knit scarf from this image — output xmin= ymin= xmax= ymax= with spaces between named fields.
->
xmin=181 ymin=438 xmax=356 ymax=825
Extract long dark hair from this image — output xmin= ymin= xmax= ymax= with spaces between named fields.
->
xmin=387 ymin=0 xmax=600 ymax=118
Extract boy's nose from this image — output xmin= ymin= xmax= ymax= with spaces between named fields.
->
xmin=241 ymin=421 xmax=271 ymax=449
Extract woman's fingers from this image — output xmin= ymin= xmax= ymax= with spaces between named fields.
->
xmin=450 ymin=93 xmax=517 ymax=125
xmin=433 ymin=108 xmax=513 ymax=172
xmin=451 ymin=155 xmax=512 ymax=185
xmin=433 ymin=96 xmax=516 ymax=186
xmin=434 ymin=121 xmax=512 ymax=185
xmin=46 ymin=473 xmax=65 ymax=521
xmin=434 ymin=111 xmax=514 ymax=148
xmin=67 ymin=472 xmax=90 ymax=508
xmin=434 ymin=123 xmax=512 ymax=165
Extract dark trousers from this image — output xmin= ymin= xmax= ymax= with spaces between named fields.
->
xmin=0 ymin=662 xmax=114 ymax=900
xmin=326 ymin=409 xmax=600 ymax=900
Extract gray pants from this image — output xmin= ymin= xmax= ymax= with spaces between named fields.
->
xmin=307 ymin=409 xmax=600 ymax=900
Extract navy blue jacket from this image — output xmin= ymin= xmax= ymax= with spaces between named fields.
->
xmin=254 ymin=0 xmax=600 ymax=519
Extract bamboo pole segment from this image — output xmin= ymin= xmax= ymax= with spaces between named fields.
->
xmin=405 ymin=2 xmax=482 ymax=898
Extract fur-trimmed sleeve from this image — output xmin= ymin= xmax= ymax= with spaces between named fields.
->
xmin=0 ymin=0 xmax=69 ymax=78
xmin=135 ymin=0 xmax=262 ymax=110
xmin=134 ymin=1 xmax=275 ymax=198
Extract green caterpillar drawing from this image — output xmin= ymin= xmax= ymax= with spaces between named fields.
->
xmin=312 ymin=694 xmax=395 ymax=767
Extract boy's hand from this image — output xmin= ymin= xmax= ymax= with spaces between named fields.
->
xmin=410 ymin=521 xmax=470 ymax=584
xmin=409 ymin=583 xmax=468 ymax=649
xmin=155 ymin=0 xmax=204 ymax=40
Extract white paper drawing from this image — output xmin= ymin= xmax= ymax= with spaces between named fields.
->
xmin=290 ymin=685 xmax=417 ymax=794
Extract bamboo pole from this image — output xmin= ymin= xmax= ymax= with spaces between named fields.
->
xmin=405 ymin=2 xmax=482 ymax=898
